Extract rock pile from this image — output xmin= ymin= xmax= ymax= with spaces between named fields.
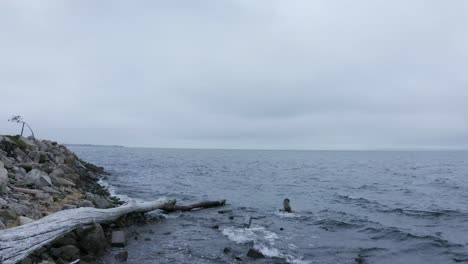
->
xmin=0 ymin=135 xmax=120 ymax=263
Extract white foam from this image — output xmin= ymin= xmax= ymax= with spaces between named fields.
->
xmin=98 ymin=179 xmax=134 ymax=202
xmin=222 ymin=225 xmax=311 ymax=264
xmin=275 ymin=211 xmax=302 ymax=218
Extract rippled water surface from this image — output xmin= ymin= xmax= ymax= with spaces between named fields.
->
xmin=70 ymin=146 xmax=468 ymax=264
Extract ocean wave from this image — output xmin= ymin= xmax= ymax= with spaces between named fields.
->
xmin=381 ymin=208 xmax=463 ymax=217
xmin=360 ymin=226 xmax=462 ymax=248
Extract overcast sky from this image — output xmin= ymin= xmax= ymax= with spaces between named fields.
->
xmin=0 ymin=1 xmax=467 ymax=150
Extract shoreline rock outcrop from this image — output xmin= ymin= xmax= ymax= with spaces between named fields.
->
xmin=0 ymin=135 xmax=120 ymax=263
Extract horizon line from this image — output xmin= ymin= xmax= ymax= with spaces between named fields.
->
xmin=65 ymin=143 xmax=468 ymax=152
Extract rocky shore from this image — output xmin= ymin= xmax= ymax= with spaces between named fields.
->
xmin=0 ymin=135 xmax=122 ymax=263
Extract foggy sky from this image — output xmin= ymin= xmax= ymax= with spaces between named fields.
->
xmin=1 ymin=1 xmax=467 ymax=150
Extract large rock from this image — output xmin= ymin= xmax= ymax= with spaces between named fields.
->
xmin=75 ymin=224 xmax=107 ymax=255
xmin=49 ymin=168 xmax=65 ymax=178
xmin=0 ymin=161 xmax=8 ymax=185
xmin=50 ymin=175 xmax=75 ymax=187
xmin=92 ymin=195 xmax=112 ymax=209
xmin=25 ymin=169 xmax=52 ymax=188
xmin=0 ymin=154 xmax=13 ymax=169
xmin=14 ymin=148 xmax=33 ymax=163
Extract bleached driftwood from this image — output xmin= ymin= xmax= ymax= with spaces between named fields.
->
xmin=0 ymin=198 xmax=174 ymax=264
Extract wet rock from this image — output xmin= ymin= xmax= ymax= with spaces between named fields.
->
xmin=0 ymin=219 xmax=6 ymax=229
xmin=75 ymin=224 xmax=107 ymax=255
xmin=115 ymin=251 xmax=128 ymax=262
xmin=0 ymin=161 xmax=8 ymax=185
xmin=223 ymin=247 xmax=232 ymax=254
xmin=211 ymin=224 xmax=220 ymax=229
xmin=246 ymin=248 xmax=265 ymax=259
xmin=50 ymin=245 xmax=80 ymax=261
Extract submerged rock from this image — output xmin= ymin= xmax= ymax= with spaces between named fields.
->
xmin=115 ymin=251 xmax=128 ymax=262
xmin=247 ymin=248 xmax=265 ymax=259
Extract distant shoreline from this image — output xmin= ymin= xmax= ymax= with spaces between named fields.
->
xmin=66 ymin=143 xmax=125 ymax=148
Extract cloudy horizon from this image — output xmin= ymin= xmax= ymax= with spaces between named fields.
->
xmin=1 ymin=1 xmax=467 ymax=150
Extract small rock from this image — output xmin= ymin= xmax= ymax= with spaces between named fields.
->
xmin=218 ymin=210 xmax=233 ymax=214
xmin=19 ymin=216 xmax=34 ymax=225
xmin=50 ymin=245 xmax=80 ymax=261
xmin=52 ymin=233 xmax=79 ymax=248
xmin=144 ymin=237 xmax=151 ymax=241
xmin=211 ymin=224 xmax=219 ymax=229
xmin=111 ymin=231 xmax=126 ymax=247
xmin=229 ymin=216 xmax=234 ymax=220
xmin=246 ymin=248 xmax=265 ymax=259
xmin=242 ymin=215 xmax=252 ymax=228
xmin=50 ymin=175 xmax=75 ymax=187
xmin=62 ymin=204 xmax=77 ymax=210
xmin=115 ymin=251 xmax=128 ymax=262
xmin=40 ymin=186 xmax=60 ymax=194
xmin=92 ymin=195 xmax=112 ymax=208
xmin=0 ymin=209 xmax=18 ymax=226
xmin=79 ymin=200 xmax=95 ymax=208
xmin=223 ymin=247 xmax=232 ymax=254
xmin=18 ymin=257 xmax=33 ymax=264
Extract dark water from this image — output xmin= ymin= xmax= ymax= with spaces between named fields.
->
xmin=70 ymin=146 xmax=468 ymax=264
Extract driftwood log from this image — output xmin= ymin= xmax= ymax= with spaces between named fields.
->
xmin=0 ymin=198 xmax=226 ymax=264
xmin=160 ymin=199 xmax=226 ymax=212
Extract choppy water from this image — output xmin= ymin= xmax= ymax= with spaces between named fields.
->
xmin=70 ymin=146 xmax=468 ymax=264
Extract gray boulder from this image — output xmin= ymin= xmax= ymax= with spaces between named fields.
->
xmin=0 ymin=154 xmax=13 ymax=169
xmin=26 ymin=169 xmax=52 ymax=188
xmin=0 ymin=161 xmax=8 ymax=185
xmin=50 ymin=175 xmax=75 ymax=187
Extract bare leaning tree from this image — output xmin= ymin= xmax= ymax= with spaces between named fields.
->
xmin=8 ymin=115 xmax=35 ymax=138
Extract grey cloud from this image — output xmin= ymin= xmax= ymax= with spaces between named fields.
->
xmin=0 ymin=0 xmax=467 ymax=149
